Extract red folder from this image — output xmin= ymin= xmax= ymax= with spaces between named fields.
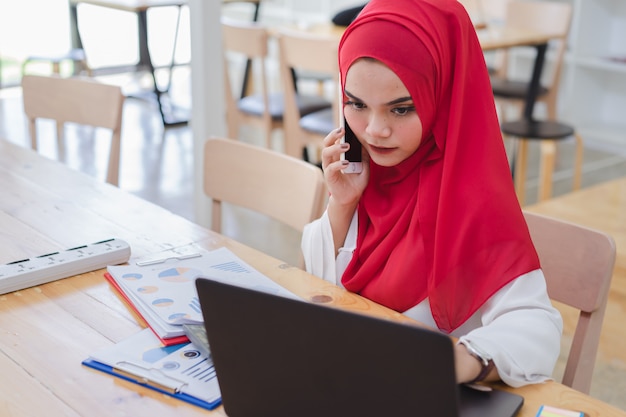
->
xmin=104 ymin=272 xmax=189 ymax=346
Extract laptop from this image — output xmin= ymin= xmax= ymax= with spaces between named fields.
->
xmin=195 ymin=277 xmax=524 ymax=417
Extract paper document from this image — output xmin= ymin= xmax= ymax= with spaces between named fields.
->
xmin=106 ymin=245 xmax=300 ymax=343
xmin=83 ymin=328 xmax=221 ymax=410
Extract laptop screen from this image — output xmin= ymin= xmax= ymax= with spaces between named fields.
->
xmin=195 ymin=277 xmax=523 ymax=417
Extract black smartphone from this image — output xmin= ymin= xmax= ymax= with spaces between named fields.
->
xmin=341 ymin=117 xmax=363 ymax=173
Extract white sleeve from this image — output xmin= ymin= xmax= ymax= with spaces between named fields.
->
xmin=457 ymin=269 xmax=564 ymax=387
xmin=301 ymin=210 xmax=358 ymax=286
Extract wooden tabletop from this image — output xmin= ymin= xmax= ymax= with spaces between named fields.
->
xmin=69 ymin=0 xmax=259 ymax=12
xmin=69 ymin=0 xmax=187 ymax=12
xmin=1 ymin=139 xmax=625 ymax=417
xmin=275 ymin=22 xmax=556 ymax=52
xmin=477 ymin=25 xmax=559 ymax=51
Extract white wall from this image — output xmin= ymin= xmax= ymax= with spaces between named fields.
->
xmin=189 ymin=0 xmax=225 ymax=226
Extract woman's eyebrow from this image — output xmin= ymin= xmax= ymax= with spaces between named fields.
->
xmin=344 ymin=90 xmax=361 ymax=101
xmin=344 ymin=90 xmax=413 ymax=106
xmin=387 ymin=96 xmax=413 ymax=105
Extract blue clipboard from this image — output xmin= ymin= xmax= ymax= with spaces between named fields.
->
xmin=82 ymin=329 xmax=221 ymax=411
xmin=82 ymin=358 xmax=222 ymax=411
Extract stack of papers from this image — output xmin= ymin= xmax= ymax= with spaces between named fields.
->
xmin=106 ymin=245 xmax=300 ymax=345
xmin=83 ymin=328 xmax=222 ymax=410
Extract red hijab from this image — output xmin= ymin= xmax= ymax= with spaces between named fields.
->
xmin=339 ymin=0 xmax=540 ymax=333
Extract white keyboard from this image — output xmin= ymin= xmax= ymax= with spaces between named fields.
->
xmin=0 ymin=238 xmax=131 ymax=295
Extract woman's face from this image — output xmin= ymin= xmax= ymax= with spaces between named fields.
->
xmin=344 ymin=58 xmax=423 ymax=167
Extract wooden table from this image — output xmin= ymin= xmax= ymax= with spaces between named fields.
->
xmin=286 ymin=22 xmax=556 ymax=52
xmin=69 ymin=0 xmax=190 ymax=126
xmin=1 ymin=139 xmax=624 ymax=417
xmin=68 ymin=0 xmax=261 ymax=126
xmin=283 ymin=21 xmax=555 ymax=122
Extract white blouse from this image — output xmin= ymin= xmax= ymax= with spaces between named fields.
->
xmin=301 ymin=210 xmax=563 ymax=387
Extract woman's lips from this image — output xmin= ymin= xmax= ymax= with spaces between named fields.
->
xmin=368 ymin=144 xmax=396 ymax=155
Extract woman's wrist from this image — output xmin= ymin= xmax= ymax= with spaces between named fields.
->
xmin=454 ymin=342 xmax=498 ymax=384
xmin=327 ymin=196 xmax=358 ymax=255
xmin=454 ymin=343 xmax=484 ymax=384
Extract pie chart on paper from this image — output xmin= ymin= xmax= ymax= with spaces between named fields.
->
xmin=158 ymin=267 xmax=198 ymax=283
xmin=152 ymin=298 xmax=174 ymax=308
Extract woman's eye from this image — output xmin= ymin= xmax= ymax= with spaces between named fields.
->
xmin=392 ymin=106 xmax=415 ymax=116
xmin=345 ymin=100 xmax=365 ymax=110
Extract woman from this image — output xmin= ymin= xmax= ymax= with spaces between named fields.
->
xmin=301 ymin=0 xmax=562 ymax=387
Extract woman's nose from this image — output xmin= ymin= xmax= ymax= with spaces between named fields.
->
xmin=365 ymin=114 xmax=391 ymax=138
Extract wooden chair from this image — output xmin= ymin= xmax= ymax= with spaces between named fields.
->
xmin=523 ymin=211 xmax=616 ymax=394
xmin=508 ymin=121 xmax=583 ymax=205
xmin=277 ymin=29 xmax=339 ymax=162
xmin=21 ymin=74 xmax=125 ymax=186
xmin=491 ymin=0 xmax=572 ymax=122
xmin=495 ymin=1 xmax=583 ymax=204
xmin=203 ymin=137 xmax=327 ymax=267
xmin=222 ymin=19 xmax=331 ymax=148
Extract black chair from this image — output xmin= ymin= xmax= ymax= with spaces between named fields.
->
xmin=277 ymin=30 xmax=339 ymax=163
xmin=491 ymin=0 xmax=571 ymax=122
xmin=496 ymin=1 xmax=583 ymax=205
xmin=222 ymin=19 xmax=331 ymax=148
xmin=502 ymin=119 xmax=583 ymax=205
xmin=331 ymin=4 xmax=367 ymax=27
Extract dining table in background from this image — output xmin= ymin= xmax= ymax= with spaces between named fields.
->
xmin=69 ymin=0 xmax=189 ymax=126
xmin=68 ymin=0 xmax=261 ymax=127
xmin=283 ymin=20 xmax=557 ymax=121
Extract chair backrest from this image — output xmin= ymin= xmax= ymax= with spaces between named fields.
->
xmin=505 ymin=0 xmax=572 ymax=39
xmin=277 ymin=30 xmax=339 ymax=159
xmin=203 ymin=137 xmax=327 ymax=266
xmin=21 ymin=74 xmax=125 ymax=186
xmin=221 ymin=18 xmax=274 ymax=146
xmin=523 ymin=211 xmax=616 ymax=394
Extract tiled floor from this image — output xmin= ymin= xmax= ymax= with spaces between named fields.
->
xmin=2 ymin=66 xmax=626 ymax=411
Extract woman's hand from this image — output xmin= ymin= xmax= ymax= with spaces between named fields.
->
xmin=321 ymin=127 xmax=370 ymax=207
xmin=322 ymin=127 xmax=370 ymax=254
